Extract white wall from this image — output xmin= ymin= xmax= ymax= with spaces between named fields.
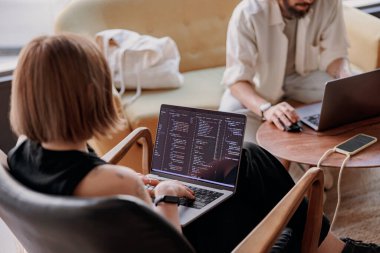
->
xmin=0 ymin=0 xmax=70 ymax=48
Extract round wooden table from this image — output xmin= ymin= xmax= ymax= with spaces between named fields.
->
xmin=256 ymin=117 xmax=380 ymax=168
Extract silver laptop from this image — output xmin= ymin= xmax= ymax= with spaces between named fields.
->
xmin=148 ymin=104 xmax=246 ymax=226
xmin=296 ymin=69 xmax=380 ymax=131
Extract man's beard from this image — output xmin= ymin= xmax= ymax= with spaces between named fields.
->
xmin=283 ymin=0 xmax=312 ymax=18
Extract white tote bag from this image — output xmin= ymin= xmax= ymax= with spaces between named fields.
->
xmin=96 ymin=29 xmax=184 ymax=105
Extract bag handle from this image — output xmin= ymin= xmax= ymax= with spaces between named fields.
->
xmin=118 ymin=44 xmax=142 ymax=105
xmin=102 ymin=33 xmax=140 ymax=104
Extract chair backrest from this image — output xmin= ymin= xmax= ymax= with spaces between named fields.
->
xmin=0 ymin=162 xmax=195 ymax=253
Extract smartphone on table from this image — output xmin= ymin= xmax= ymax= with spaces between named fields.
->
xmin=335 ymin=134 xmax=377 ymax=155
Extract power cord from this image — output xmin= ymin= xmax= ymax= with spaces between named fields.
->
xmin=317 ymin=149 xmax=336 ymax=168
xmin=317 ymin=148 xmax=351 ymax=230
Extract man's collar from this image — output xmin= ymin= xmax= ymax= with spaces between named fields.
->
xmin=269 ymin=0 xmax=285 ymax=26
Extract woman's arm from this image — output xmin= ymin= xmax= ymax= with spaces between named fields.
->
xmin=73 ymin=165 xmax=194 ymax=232
xmin=73 ymin=164 xmax=152 ymax=203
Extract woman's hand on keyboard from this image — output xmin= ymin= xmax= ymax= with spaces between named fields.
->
xmin=154 ymin=180 xmax=195 ymax=200
xmin=136 ymin=174 xmax=160 ymax=197
xmin=153 ymin=181 xmax=194 ymax=232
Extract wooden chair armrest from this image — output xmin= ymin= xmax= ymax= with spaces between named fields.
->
xmin=101 ymin=127 xmax=153 ymax=174
xmin=232 ymin=167 xmax=324 ymax=253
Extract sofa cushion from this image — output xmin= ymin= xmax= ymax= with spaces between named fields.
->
xmin=55 ymin=0 xmax=240 ymax=72
xmin=344 ymin=5 xmax=380 ymax=72
xmin=122 ymin=66 xmax=225 ymax=139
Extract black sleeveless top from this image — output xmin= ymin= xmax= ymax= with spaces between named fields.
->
xmin=7 ymin=139 xmax=106 ymax=195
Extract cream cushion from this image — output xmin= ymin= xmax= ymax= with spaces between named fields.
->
xmin=55 ymin=0 xmax=240 ymax=72
xmin=344 ymin=5 xmax=380 ymax=72
xmin=123 ymin=67 xmax=224 ymax=139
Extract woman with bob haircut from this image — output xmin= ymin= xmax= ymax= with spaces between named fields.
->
xmin=7 ymin=33 xmax=379 ymax=253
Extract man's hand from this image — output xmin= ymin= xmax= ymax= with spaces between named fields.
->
xmin=263 ymin=102 xmax=299 ymax=130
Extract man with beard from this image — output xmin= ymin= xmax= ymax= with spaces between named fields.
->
xmin=219 ymin=0 xmax=352 ymax=141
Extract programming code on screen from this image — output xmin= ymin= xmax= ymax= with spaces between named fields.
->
xmin=152 ymin=106 xmax=245 ymax=186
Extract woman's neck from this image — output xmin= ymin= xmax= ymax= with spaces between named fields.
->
xmin=41 ymin=140 xmax=88 ymax=152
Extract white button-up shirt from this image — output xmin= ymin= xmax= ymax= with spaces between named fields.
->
xmin=222 ymin=0 xmax=349 ymax=103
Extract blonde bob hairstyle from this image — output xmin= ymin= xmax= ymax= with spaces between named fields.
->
xmin=10 ymin=33 xmax=124 ymax=143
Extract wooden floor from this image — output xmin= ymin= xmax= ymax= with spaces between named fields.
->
xmin=324 ymin=166 xmax=380 ymax=243
xmin=290 ymin=163 xmax=380 ymax=244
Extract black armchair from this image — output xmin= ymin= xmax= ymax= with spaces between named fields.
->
xmin=0 ymin=128 xmax=324 ymax=253
xmin=0 ymin=165 xmax=194 ymax=253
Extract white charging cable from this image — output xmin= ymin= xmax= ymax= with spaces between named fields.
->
xmin=317 ymin=148 xmax=336 ymax=168
xmin=317 ymin=148 xmax=351 ymax=230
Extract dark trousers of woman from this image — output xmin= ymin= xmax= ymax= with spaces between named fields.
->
xmin=183 ymin=142 xmax=330 ymax=253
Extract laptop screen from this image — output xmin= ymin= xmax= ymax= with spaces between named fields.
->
xmin=151 ymin=104 xmax=246 ymax=189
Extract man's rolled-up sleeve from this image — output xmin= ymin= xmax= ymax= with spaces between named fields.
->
xmin=319 ymin=0 xmax=349 ymax=71
xmin=222 ymin=7 xmax=259 ymax=88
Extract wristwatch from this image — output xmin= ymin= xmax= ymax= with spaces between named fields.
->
xmin=259 ymin=102 xmax=272 ymax=121
xmin=154 ymin=195 xmax=180 ymax=206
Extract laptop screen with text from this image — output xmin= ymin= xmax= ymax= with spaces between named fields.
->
xmin=151 ymin=104 xmax=246 ymax=189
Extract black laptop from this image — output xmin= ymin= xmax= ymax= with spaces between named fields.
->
xmin=147 ymin=104 xmax=246 ymax=225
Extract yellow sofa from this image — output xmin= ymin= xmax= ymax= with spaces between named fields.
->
xmin=55 ymin=1 xmax=380 ymax=173
xmin=343 ymin=5 xmax=380 ymax=72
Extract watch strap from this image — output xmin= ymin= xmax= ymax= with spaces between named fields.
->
xmin=259 ymin=102 xmax=272 ymax=121
xmin=154 ymin=195 xmax=180 ymax=206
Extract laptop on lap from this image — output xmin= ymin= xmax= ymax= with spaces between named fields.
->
xmin=296 ymin=69 xmax=380 ymax=131
xmin=147 ymin=104 xmax=246 ymax=226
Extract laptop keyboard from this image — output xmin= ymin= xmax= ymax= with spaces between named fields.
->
xmin=306 ymin=114 xmax=320 ymax=126
xmin=179 ymin=185 xmax=223 ymax=209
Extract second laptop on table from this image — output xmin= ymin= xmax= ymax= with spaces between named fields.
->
xmin=297 ymin=68 xmax=380 ymax=131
